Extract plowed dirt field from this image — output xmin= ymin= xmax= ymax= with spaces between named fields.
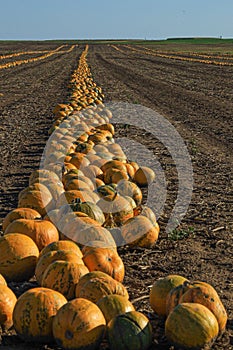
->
xmin=0 ymin=42 xmax=232 ymax=349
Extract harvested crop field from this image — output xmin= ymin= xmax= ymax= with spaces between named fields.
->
xmin=0 ymin=41 xmax=232 ymax=349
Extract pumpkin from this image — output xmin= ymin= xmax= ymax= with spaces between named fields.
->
xmin=133 ymin=166 xmax=155 ymax=186
xmin=64 ymin=176 xmax=94 ymax=192
xmin=179 ymin=281 xmax=227 ymax=333
xmin=42 ymin=261 xmax=89 ymax=300
xmin=75 ymin=271 xmax=129 ymax=303
xmin=18 ymin=187 xmax=54 ymax=216
xmin=0 ymin=233 xmax=39 ymax=282
xmin=2 ymin=207 xmax=41 ymax=232
xmin=97 ymin=295 xmax=135 ymax=324
xmin=116 ymin=180 xmax=142 ymax=206
xmin=5 ymin=219 xmax=59 ymax=251
xmin=96 ymin=123 xmax=115 ymax=135
xmin=39 ymin=240 xmax=83 ymax=259
xmin=62 ymin=169 xmax=84 ymax=187
xmin=149 ymin=275 xmax=188 ymax=317
xmin=82 ymin=246 xmax=125 ymax=282
xmin=18 ymin=183 xmax=52 ymax=201
xmin=121 ymin=215 xmax=159 ymax=248
xmin=74 ymin=141 xmax=94 ymax=154
xmin=13 ymin=287 xmax=67 ymax=343
xmin=98 ymin=195 xmax=134 ymax=227
xmin=125 ymin=163 xmax=136 ymax=178
xmin=35 ymin=249 xmax=84 ymax=285
xmin=104 ymin=168 xmax=129 ymax=185
xmin=43 ymin=209 xmax=60 ymax=227
xmin=60 ymin=213 xmax=101 ymax=234
xmin=52 ymin=298 xmax=106 ymax=350
xmin=81 ymin=165 xmax=103 ymax=182
xmin=0 ymin=285 xmax=17 ymax=330
xmin=68 ymin=198 xmax=105 ymax=225
xmin=29 ymin=169 xmax=60 ymax=185
xmin=165 ymin=303 xmax=219 ymax=349
xmin=107 ymin=311 xmax=152 ymax=350
xmin=33 ymin=178 xmax=64 ymax=202
xmin=96 ymin=184 xmax=118 ymax=201
xmin=95 ymin=178 xmax=105 ymax=188
xmin=88 ymin=129 xmax=113 ymax=144
xmin=62 ymin=219 xmax=116 ymax=248
xmin=101 ymin=160 xmax=126 ymax=174
xmin=0 ymin=274 xmax=7 ymax=286
xmin=136 ymin=205 xmax=157 ymax=226
xmin=56 ymin=189 xmax=98 ymax=207
xmin=166 ymin=280 xmax=195 ymax=316
xmin=69 ymin=152 xmax=90 ymax=169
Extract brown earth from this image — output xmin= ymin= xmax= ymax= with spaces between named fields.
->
xmin=0 ymin=42 xmax=232 ymax=349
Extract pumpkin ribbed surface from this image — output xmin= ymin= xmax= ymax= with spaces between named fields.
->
xmin=5 ymin=219 xmax=59 ymax=251
xmin=52 ymin=298 xmax=106 ymax=350
xmin=165 ymin=302 xmax=219 ymax=349
xmin=13 ymin=287 xmax=67 ymax=342
xmin=41 ymin=260 xmax=89 ymax=300
xmin=2 ymin=207 xmax=41 ymax=232
xmin=39 ymin=240 xmax=83 ymax=258
xmin=82 ymin=246 xmax=125 ymax=282
xmin=97 ymin=195 xmax=134 ymax=227
xmin=133 ymin=166 xmax=155 ymax=186
xmin=121 ymin=215 xmax=159 ymax=248
xmin=107 ymin=311 xmax=152 ymax=350
xmin=35 ymin=249 xmax=83 ymax=285
xmin=0 ymin=233 xmax=39 ymax=282
xmin=75 ymin=271 xmax=128 ymax=303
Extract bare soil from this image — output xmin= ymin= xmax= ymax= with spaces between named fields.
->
xmin=0 ymin=42 xmax=232 ymax=349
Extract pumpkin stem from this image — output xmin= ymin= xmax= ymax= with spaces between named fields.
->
xmin=103 ymin=213 xmax=116 ymax=228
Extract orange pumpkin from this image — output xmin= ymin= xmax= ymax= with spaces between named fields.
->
xmin=29 ymin=169 xmax=60 ymax=185
xmin=2 ymin=207 xmax=41 ymax=232
xmin=18 ymin=187 xmax=54 ymax=216
xmin=101 ymin=160 xmax=127 ymax=173
xmin=69 ymin=152 xmax=90 ymax=169
xmin=13 ymin=287 xmax=67 ymax=342
xmin=52 ymin=298 xmax=106 ymax=349
xmin=56 ymin=189 xmax=98 ymax=207
xmin=121 ymin=215 xmax=159 ymax=248
xmin=5 ymin=219 xmax=59 ymax=251
xmin=116 ymin=180 xmax=142 ymax=206
xmin=42 ymin=261 xmax=89 ymax=300
xmin=0 ymin=233 xmax=39 ymax=282
xmin=166 ymin=280 xmax=194 ymax=316
xmin=133 ymin=166 xmax=155 ymax=186
xmin=0 ymin=285 xmax=17 ymax=330
xmin=62 ymin=168 xmax=84 ymax=187
xmin=96 ymin=123 xmax=115 ymax=135
xmin=98 ymin=195 xmax=134 ymax=227
xmin=75 ymin=271 xmax=128 ymax=303
xmin=62 ymin=218 xmax=116 ymax=248
xmin=82 ymin=246 xmax=125 ymax=282
xmin=39 ymin=240 xmax=83 ymax=259
xmin=35 ymin=249 xmax=84 ymax=285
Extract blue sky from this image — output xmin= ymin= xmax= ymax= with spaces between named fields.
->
xmin=0 ymin=0 xmax=232 ymax=40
